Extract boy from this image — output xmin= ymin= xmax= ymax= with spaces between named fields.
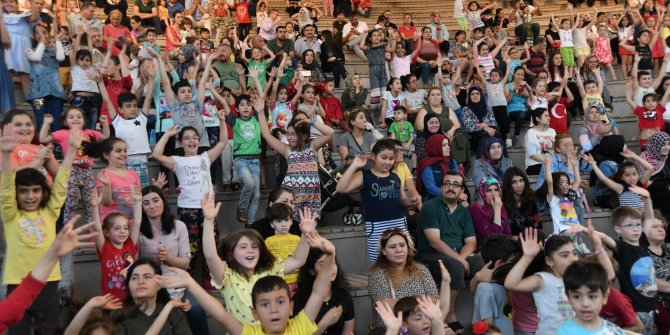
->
xmin=198 ymin=28 xmax=215 ymax=56
xmin=161 ymin=232 xmax=336 ymax=335
xmin=388 ymin=106 xmax=414 ymax=163
xmin=1 ymin=125 xmax=81 ymax=334
xmin=319 ymin=80 xmax=346 ymax=131
xmin=603 ymin=196 xmax=658 ymax=335
xmin=144 ymin=28 xmax=161 ymax=53
xmin=556 ymin=261 xmax=625 ymax=335
xmin=574 ymin=69 xmax=606 ymax=120
xmin=264 ymin=203 xmax=301 ymax=294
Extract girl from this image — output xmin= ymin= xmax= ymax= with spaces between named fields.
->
xmin=523 ymin=107 xmax=556 ymax=175
xmin=336 ymin=139 xmax=418 ymax=264
xmin=359 ymin=28 xmax=396 ymax=106
xmin=502 ymin=167 xmax=541 ymax=237
xmin=470 ymin=177 xmax=512 ymax=247
xmin=379 ymin=77 xmax=407 ymax=129
xmin=26 ymin=24 xmax=67 ymax=133
xmin=471 ymin=36 xmax=507 ymax=80
xmin=466 ymin=0 xmax=495 ymax=29
xmin=295 ymin=83 xmax=326 ymax=138
xmin=255 ymin=0 xmax=268 ymax=27
xmin=645 ymin=13 xmax=665 ymax=77
xmin=91 ymin=186 xmax=142 ymax=301
xmin=536 ymin=155 xmax=582 ymax=234
xmin=256 ymin=91 xmax=334 ymax=218
xmin=69 ymin=49 xmax=102 ymax=130
xmin=571 ymin=7 xmax=597 ymax=68
xmin=505 ymin=67 xmax=529 ymax=147
xmin=619 ymin=27 xmax=660 ymax=74
xmin=337 ymin=108 xmax=377 ymax=166
xmin=504 ymin=226 xmax=615 ymax=335
xmin=201 ymin=194 xmax=313 ymax=325
xmin=617 ymin=13 xmax=635 ymax=80
xmin=269 ymin=65 xmax=300 ymax=130
xmin=94 ymin=138 xmax=141 ymax=223
xmin=3 ymin=0 xmax=40 ymax=96
xmin=487 ymin=65 xmax=511 ymax=147
xmin=292 ymin=248 xmax=355 ymax=335
xmin=240 ymin=44 xmax=276 ymax=90
xmin=582 ymin=150 xmax=653 ymax=213
xmin=0 ymin=4 xmax=14 ymax=112
xmin=592 ymin=24 xmax=617 ymax=80
xmin=625 ymin=89 xmax=668 ymax=148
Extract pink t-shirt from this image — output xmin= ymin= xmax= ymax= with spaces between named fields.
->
xmin=96 ymin=238 xmax=137 ymax=301
xmin=96 ymin=168 xmax=141 ymax=221
xmin=103 ymin=24 xmax=131 ymax=41
xmin=509 ymin=290 xmax=538 ymax=333
xmin=52 ymin=129 xmax=103 ymax=168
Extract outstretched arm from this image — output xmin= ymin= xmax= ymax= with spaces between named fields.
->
xmin=201 ymin=193 xmax=228 ymax=286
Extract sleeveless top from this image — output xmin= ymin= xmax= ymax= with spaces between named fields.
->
xmin=361 ymin=170 xmax=405 ymax=222
xmin=282 ymin=146 xmax=321 ymax=216
xmin=425 ymin=104 xmax=454 ymax=134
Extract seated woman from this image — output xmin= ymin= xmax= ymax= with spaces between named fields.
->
xmin=501 ymin=167 xmax=541 ymax=237
xmin=414 ymin=112 xmax=444 ymax=163
xmin=337 ymin=108 xmax=377 ymax=167
xmin=248 ymin=188 xmax=302 ymax=238
xmin=416 ymin=134 xmax=459 ymax=202
xmin=319 ymin=30 xmax=347 ymax=88
xmin=472 ymin=137 xmax=513 ymax=189
xmin=469 ymin=177 xmax=511 ymax=248
xmin=462 ymin=86 xmax=502 ymax=158
xmin=413 ymin=26 xmax=440 ymax=88
xmin=300 ymin=49 xmax=326 ymax=83
xmin=340 ymin=74 xmax=370 ymax=119
xmin=579 ymin=102 xmax=613 ymax=159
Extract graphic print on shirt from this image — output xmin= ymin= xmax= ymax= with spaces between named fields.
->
xmin=554 ymin=281 xmax=574 ymax=322
xmin=630 ymin=256 xmax=658 ymax=297
xmin=239 ymin=121 xmax=258 ymax=140
xmin=370 ymin=179 xmax=400 ymax=200
xmin=558 ymin=198 xmax=579 ymax=226
xmin=18 ymin=217 xmax=47 ymax=248
xmin=106 ymin=251 xmax=135 ymax=290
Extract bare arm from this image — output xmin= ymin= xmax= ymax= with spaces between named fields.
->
xmin=151 ymin=126 xmax=178 ymax=170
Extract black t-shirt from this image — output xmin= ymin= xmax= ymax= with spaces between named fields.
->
xmin=292 ymin=287 xmax=355 ymax=334
xmin=248 ymin=216 xmax=301 ymax=239
xmin=508 ymin=202 xmax=541 ymax=236
xmin=613 ymin=236 xmax=658 ymax=312
xmin=286 ymin=5 xmax=301 ymax=17
xmin=545 ymin=28 xmax=560 ymax=46
xmin=636 ymin=45 xmax=652 ymax=72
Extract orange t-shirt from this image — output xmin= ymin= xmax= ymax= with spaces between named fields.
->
xmin=0 ymin=144 xmax=54 ymax=187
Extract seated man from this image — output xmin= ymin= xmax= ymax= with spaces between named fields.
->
xmin=185 ymin=0 xmax=212 ymax=33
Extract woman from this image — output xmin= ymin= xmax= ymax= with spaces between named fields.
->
xmin=117 ymin=259 xmax=192 ymax=334
xmin=341 ymin=73 xmax=370 ymax=116
xmin=292 ymin=6 xmax=320 ymax=32
xmin=104 ymin=0 xmax=129 ymax=29
xmin=647 ymin=212 xmax=670 ymax=335
xmin=414 ymin=112 xmax=443 ymax=163
xmin=399 ymin=13 xmax=417 ymax=53
xmin=174 ymin=43 xmax=196 ymax=80
xmin=416 ymin=134 xmax=459 ymax=202
xmin=501 ymin=167 xmax=541 ymax=237
xmin=505 ymin=66 xmax=529 ymax=146
xmin=337 ymin=108 xmax=377 ymax=166
xmin=319 ymin=30 xmax=347 ymax=87
xmin=523 ymin=108 xmax=556 ymax=175
xmin=579 ymin=103 xmax=613 ymax=155
xmin=415 ymin=88 xmax=470 ymax=165
xmin=547 ymin=52 xmax=581 ymax=117
xmin=469 ymin=177 xmax=511 ymax=248
xmin=165 ymin=10 xmax=185 ymax=57
xmin=249 ymin=188 xmax=301 ymax=238
xmin=643 ymin=132 xmax=670 ymax=219
xmin=103 ymin=9 xmax=130 ymax=41
xmin=462 ymin=86 xmax=501 ymax=158
xmin=300 ymin=49 xmax=326 ymax=83
xmin=413 ymin=27 xmax=440 ymax=88
xmin=472 ymin=137 xmax=513 ymax=188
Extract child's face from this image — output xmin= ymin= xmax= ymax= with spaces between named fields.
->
xmin=373 ymin=149 xmax=396 ymax=173
xmin=638 ymin=31 xmax=651 ymax=45
xmin=325 ymin=82 xmax=335 ymax=94
xmin=10 ymin=114 xmax=35 ymax=144
xmin=3 ymin=0 xmax=19 ymax=13
xmin=270 ymin=218 xmax=292 ymax=235
xmin=473 ymin=30 xmax=484 ymax=39
xmin=286 ymin=126 xmax=299 ymax=147
xmin=468 ymin=2 xmax=478 ymax=10
xmin=237 ymin=100 xmax=253 ymax=119
xmin=640 ymin=74 xmax=652 ymax=88
xmin=621 ymin=166 xmax=640 ymax=187
xmin=393 ymin=109 xmax=405 ymax=122
xmin=558 ymin=175 xmax=571 ymax=195
xmin=585 ymin=83 xmax=597 ymax=94
xmin=78 ymin=56 xmax=92 ymax=69
xmin=371 ymin=30 xmax=382 ymax=44
xmin=303 ymin=88 xmax=315 ymax=102
xmin=177 ymin=86 xmax=193 ymax=103
xmin=546 ymin=243 xmax=579 ymax=276
xmin=252 ymin=48 xmax=262 ymax=60
xmin=615 ymin=217 xmax=644 ymax=244
xmin=644 ymin=96 xmax=658 ymax=111
xmin=179 ymin=129 xmax=200 ymax=156
xmin=104 ymin=218 xmax=130 ymax=245
xmin=34 ymin=26 xmax=50 ymax=44
xmin=395 ymin=44 xmax=406 ymax=57
xmin=567 ymin=286 xmax=608 ymax=325
xmin=277 ymin=88 xmax=288 ymax=102
xmin=120 ymin=100 xmax=139 ymax=119
xmin=200 ymin=30 xmax=210 ymax=40
xmin=404 ymin=309 xmax=432 ymax=335
xmin=147 ymin=32 xmax=157 ymax=43
xmin=286 ymin=23 xmax=294 ymax=33
xmin=490 ymin=71 xmax=501 ymax=83
xmin=390 ymin=79 xmax=402 ymax=92
xmin=16 ymin=184 xmax=45 ymax=211
xmin=536 ymin=110 xmax=550 ymax=126
xmin=597 ymin=25 xmax=608 ymax=36
xmin=65 ymin=109 xmax=85 ymax=128
xmin=234 ymin=236 xmax=261 ymax=272
xmin=104 ymin=141 xmax=128 ymax=167
xmin=252 ymin=288 xmax=293 ymax=334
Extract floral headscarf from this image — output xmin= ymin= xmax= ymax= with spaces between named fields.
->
xmin=641 ymin=132 xmax=670 ymax=175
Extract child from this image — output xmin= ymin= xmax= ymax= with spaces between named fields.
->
xmin=198 ymin=28 xmax=215 ymax=56
xmin=0 ymin=124 xmax=80 ymax=334
xmin=537 ymin=155 xmax=582 ymax=234
xmin=240 ymin=44 xmax=276 ymax=90
xmin=582 ymin=151 xmax=653 ymax=213
xmin=487 ymin=66 xmax=511 ymax=147
xmin=505 ymin=44 xmax=530 ymax=83
xmin=556 ymin=261 xmax=626 ymax=335
xmin=619 ymin=27 xmax=660 ymax=74
xmin=58 ymin=26 xmax=74 ymax=98
xmin=91 ymin=186 xmax=142 ymax=301
xmin=547 ymin=81 xmax=573 ymax=135
xmin=571 ymin=6 xmax=597 ymax=68
xmin=319 ymin=79 xmax=345 ymax=130
xmin=98 ymin=79 xmax=153 ymax=188
xmin=95 ymin=138 xmax=141 ymax=221
xmin=286 ymin=21 xmax=297 ymax=40
xmin=379 ymin=77 xmax=406 ymax=129
xmin=626 ymin=90 xmax=667 ymax=148
xmin=200 ymin=193 xmax=317 ymax=325
xmin=454 ymin=0 xmax=468 ymax=32
xmin=504 ymin=225 xmax=615 ymax=335
xmin=524 ymin=108 xmax=556 ymax=176
xmin=466 ymin=0 xmax=496 ymax=29
xmin=574 ymin=68 xmax=605 ymax=119
xmin=359 ymin=28 xmax=396 ymax=106
xmin=471 ymin=36 xmax=507 ymax=80
xmin=618 ymin=14 xmax=634 ymax=81
xmin=144 ymin=28 xmax=161 ymax=53
xmin=552 ymin=13 xmax=575 ymax=76
xmin=592 ymin=24 xmax=617 ymax=80
xmin=295 ymin=83 xmax=327 ymax=139
xmin=99 ymin=45 xmax=133 ymax=125
xmin=605 ymin=203 xmax=658 ymax=335
xmin=388 ymin=106 xmax=414 ymax=159
xmin=263 ymin=203 xmax=301 ymax=294
xmin=269 ymin=65 xmax=299 ymax=130
xmin=69 ymin=49 xmax=103 ymax=130
xmin=629 ymin=52 xmax=669 ymax=106
xmin=376 ymin=296 xmax=445 ymax=335
xmin=3 ymin=0 xmax=40 ymax=96
xmin=234 ymin=0 xmax=252 ymax=40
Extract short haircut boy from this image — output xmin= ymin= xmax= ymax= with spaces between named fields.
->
xmin=480 ymin=234 xmax=518 ymax=265
xmin=563 ymin=260 xmax=609 ymax=295
xmin=117 ymin=92 xmax=137 ymax=108
xmin=611 ymin=206 xmax=641 ymax=227
xmin=267 ymin=203 xmax=292 ymax=223
xmin=251 ymin=275 xmax=290 ymax=308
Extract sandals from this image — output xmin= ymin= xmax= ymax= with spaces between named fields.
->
xmin=447 ymin=321 xmax=465 ymax=335
xmin=236 ymin=206 xmax=248 ymax=224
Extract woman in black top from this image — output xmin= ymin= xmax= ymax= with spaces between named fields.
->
xmin=319 ymin=30 xmax=347 ymax=87
xmin=501 ymin=167 xmax=541 ymax=237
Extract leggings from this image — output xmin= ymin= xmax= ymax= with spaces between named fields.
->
xmin=64 ymin=166 xmax=95 ymax=222
xmin=365 ymin=217 xmax=407 ymax=264
xmin=508 ymin=110 xmax=527 ymax=136
xmin=492 ymin=105 xmax=510 ymax=138
xmin=7 ymin=281 xmax=61 ymax=335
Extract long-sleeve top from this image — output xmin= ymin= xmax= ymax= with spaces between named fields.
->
xmin=25 ymin=42 xmax=65 ymax=62
xmin=0 ymin=274 xmax=46 ymax=333
xmin=462 ymin=106 xmax=498 ymax=134
xmin=469 ymin=203 xmax=511 ymax=247
xmin=472 ymin=157 xmax=514 ymax=189
xmin=421 ymin=161 xmax=459 ymax=202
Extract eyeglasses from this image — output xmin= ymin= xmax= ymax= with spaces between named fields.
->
xmin=381 ymin=227 xmax=407 ymax=239
xmin=620 ymin=223 xmax=643 ymax=230
xmin=442 ymin=182 xmax=463 ymax=189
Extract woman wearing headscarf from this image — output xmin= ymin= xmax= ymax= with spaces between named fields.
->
xmin=472 ymin=137 xmax=513 ymax=189
xmin=416 ymin=134 xmax=459 ymax=202
xmin=462 ymin=86 xmax=502 ymax=158
xmin=579 ymin=102 xmax=613 ymax=154
xmin=174 ymin=44 xmax=196 ymax=80
xmin=414 ymin=112 xmax=443 ymax=163
xmin=643 ymin=132 xmax=670 ymax=220
xmin=469 ymin=177 xmax=512 ymax=248
xmin=300 ymin=49 xmax=326 ymax=83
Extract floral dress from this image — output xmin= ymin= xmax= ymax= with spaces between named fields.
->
xmin=593 ymin=36 xmax=613 ymax=65
xmin=282 ymin=146 xmax=321 ymax=218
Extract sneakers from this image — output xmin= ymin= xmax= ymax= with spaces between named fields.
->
xmin=506 ymin=139 xmax=513 ymax=148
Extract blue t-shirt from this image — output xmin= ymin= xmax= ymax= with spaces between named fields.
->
xmin=361 ymin=170 xmax=405 ymax=222
xmin=556 ymin=318 xmax=624 ymax=335
xmin=507 ymin=83 xmax=528 ymax=113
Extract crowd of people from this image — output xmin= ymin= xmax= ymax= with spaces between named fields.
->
xmin=4 ymin=0 xmax=670 ymax=334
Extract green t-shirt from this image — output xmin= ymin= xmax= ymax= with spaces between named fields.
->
xmin=246 ymin=59 xmax=268 ymax=90
xmin=228 ymin=115 xmax=261 ymax=157
xmin=134 ymin=0 xmax=156 ymax=14
xmin=389 ymin=120 xmax=414 ymax=144
xmin=417 ymin=197 xmax=475 ymax=253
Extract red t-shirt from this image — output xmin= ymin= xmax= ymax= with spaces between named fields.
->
xmin=103 ymin=24 xmax=131 ymax=42
xmin=634 ymin=105 xmax=666 ymax=131
xmin=100 ymin=76 xmax=133 ymax=124
xmin=97 ymin=239 xmax=137 ymax=301
xmin=319 ymin=95 xmax=343 ymax=122
xmin=549 ymin=99 xmax=569 ymax=135
xmin=235 ymin=2 xmax=251 ymax=23
xmin=52 ymin=129 xmax=103 ymax=168
xmin=600 ymin=286 xmax=639 ymax=328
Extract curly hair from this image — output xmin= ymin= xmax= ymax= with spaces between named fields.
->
xmin=371 ymin=229 xmax=422 ymax=287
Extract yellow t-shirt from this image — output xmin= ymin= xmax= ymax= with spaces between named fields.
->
xmin=394 ymin=161 xmax=412 ymax=190
xmin=582 ymin=92 xmax=604 ymax=110
xmin=1 ymin=167 xmax=70 ymax=285
xmin=265 ymin=234 xmax=301 ymax=284
xmin=213 ymin=261 xmax=286 ymax=325
xmin=241 ymin=310 xmax=318 ymax=335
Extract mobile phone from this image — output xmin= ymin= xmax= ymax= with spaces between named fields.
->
xmin=300 ymin=70 xmax=311 ymax=77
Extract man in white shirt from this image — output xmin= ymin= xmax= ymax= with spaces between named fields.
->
xmin=342 ymin=13 xmax=368 ymax=60
xmin=509 ymin=0 xmax=542 ymax=44
xmin=185 ymin=0 xmax=212 ymax=32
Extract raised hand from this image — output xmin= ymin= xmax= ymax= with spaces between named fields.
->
xmin=68 ymin=126 xmax=83 ymax=149
xmin=519 ymin=228 xmax=540 ymax=258
xmin=251 ymin=97 xmax=265 ymax=112
xmin=0 ymin=124 xmax=17 ymax=153
xmin=201 ymin=192 xmax=221 ymax=221
xmin=374 ymin=301 xmax=402 ymax=332
xmin=351 ymin=154 xmax=368 ymax=168
xmin=438 ymin=259 xmax=451 ymax=283
xmin=164 ymin=125 xmax=180 ymax=138
xmin=158 ymin=267 xmax=193 ymax=289
xmin=319 ymin=305 xmax=343 ymax=329
xmin=580 ymin=153 xmax=595 ymax=165
xmin=416 ymin=295 xmax=442 ymax=321
xmin=87 ymin=294 xmax=124 ymax=310
xmin=620 ymin=147 xmax=639 ymax=159
xmin=53 ymin=215 xmax=97 ymax=256
xmin=99 ymin=115 xmax=108 ymax=124
xmin=90 ymin=188 xmax=102 ymax=207
xmin=586 ymin=218 xmax=603 ymax=249
xmin=298 ymin=207 xmax=316 ymax=234
xmin=629 ymin=185 xmax=650 ymax=198
xmin=130 ymin=185 xmax=142 ymax=203
xmin=151 ymin=171 xmax=167 ymax=189
xmin=97 ymin=170 xmax=111 ymax=187
xmin=44 ymin=114 xmax=54 ymax=125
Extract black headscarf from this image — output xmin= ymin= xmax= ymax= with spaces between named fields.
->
xmin=422 ymin=112 xmax=443 ymax=138
xmin=597 ymin=135 xmax=626 ymax=165
xmin=467 ymin=86 xmax=488 ymax=121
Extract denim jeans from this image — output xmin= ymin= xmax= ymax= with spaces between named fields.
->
xmin=508 ymin=110 xmax=527 ymax=135
xmin=638 ymin=310 xmax=655 ymax=335
xmin=234 ymin=157 xmax=260 ymax=222
xmin=417 ymin=62 xmax=436 ymax=85
xmin=33 ymin=96 xmax=64 ymax=133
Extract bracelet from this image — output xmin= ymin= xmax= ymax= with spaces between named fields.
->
xmin=310 ymin=120 xmax=316 ymax=127
xmin=593 ymin=246 xmax=605 ymax=255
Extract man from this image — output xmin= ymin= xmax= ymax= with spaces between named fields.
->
xmin=68 ymin=2 xmax=102 ymax=36
xmin=133 ymin=0 xmax=163 ymax=34
xmin=521 ymin=38 xmax=546 ymax=81
xmin=509 ymin=0 xmax=541 ymax=45
xmin=294 ymin=24 xmax=321 ymax=59
xmin=267 ymin=25 xmax=296 ymax=60
xmin=185 ymin=0 xmax=212 ymax=33
xmin=213 ymin=44 xmax=246 ymax=95
xmin=342 ymin=13 xmax=368 ymax=60
xmin=165 ymin=0 xmax=184 ymax=18
xmin=382 ymin=9 xmax=397 ymax=30
xmin=417 ymin=171 xmax=485 ymax=330
xmin=428 ymin=12 xmax=450 ymax=55
xmin=258 ymin=9 xmax=281 ymax=41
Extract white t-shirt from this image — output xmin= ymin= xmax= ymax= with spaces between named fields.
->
xmin=558 ymin=29 xmax=574 ymax=47
xmin=112 ymin=113 xmax=151 ymax=155
xmin=549 ymin=195 xmax=580 ymax=233
xmin=404 ymin=89 xmax=427 ymax=112
xmin=71 ymin=65 xmax=100 ymax=93
xmin=514 ymin=5 xmax=536 ymax=27
xmin=383 ymin=91 xmax=406 ymax=118
xmin=533 ymin=271 xmax=575 ymax=335
xmin=172 ymin=152 xmax=213 ymax=208
xmin=524 ymin=127 xmax=556 ymax=168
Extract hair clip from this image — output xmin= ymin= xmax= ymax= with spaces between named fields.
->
xmin=472 ymin=321 xmax=489 ymax=335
